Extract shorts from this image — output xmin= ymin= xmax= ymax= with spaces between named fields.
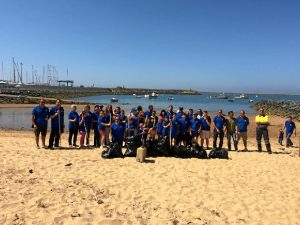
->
xmin=99 ymin=130 xmax=105 ymax=136
xmin=34 ymin=125 xmax=47 ymax=137
xmin=238 ymin=132 xmax=247 ymax=141
xmin=200 ymin=130 xmax=211 ymax=139
xmin=191 ymin=131 xmax=199 ymax=138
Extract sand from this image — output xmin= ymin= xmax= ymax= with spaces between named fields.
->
xmin=0 ymin=115 xmax=300 ymax=225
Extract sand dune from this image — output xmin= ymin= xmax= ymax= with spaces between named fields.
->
xmin=0 ymin=115 xmax=300 ymax=225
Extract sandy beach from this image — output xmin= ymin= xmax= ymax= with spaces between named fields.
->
xmin=0 ymin=115 xmax=300 ymax=225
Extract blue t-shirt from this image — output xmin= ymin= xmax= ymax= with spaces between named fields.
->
xmin=68 ymin=111 xmax=80 ymax=129
xmin=92 ymin=112 xmax=99 ymax=128
xmin=118 ymin=115 xmax=127 ymax=128
xmin=237 ymin=116 xmax=249 ymax=132
xmin=190 ymin=118 xmax=201 ymax=132
xmin=213 ymin=116 xmax=226 ymax=130
xmin=32 ymin=106 xmax=49 ymax=126
xmin=162 ymin=121 xmax=170 ymax=137
xmin=200 ymin=116 xmax=211 ymax=131
xmin=156 ymin=122 xmax=163 ymax=135
xmin=166 ymin=111 xmax=174 ymax=118
xmin=178 ymin=119 xmax=189 ymax=133
xmin=176 ymin=112 xmax=184 ymax=120
xmin=126 ymin=123 xmax=135 ymax=137
xmin=171 ymin=119 xmax=178 ymax=136
xmin=111 ymin=123 xmax=125 ymax=142
xmin=98 ymin=117 xmax=107 ymax=131
xmin=131 ymin=116 xmax=138 ymax=128
xmin=144 ymin=111 xmax=152 ymax=118
xmin=285 ymin=120 xmax=296 ymax=134
xmin=49 ymin=106 xmax=64 ymax=128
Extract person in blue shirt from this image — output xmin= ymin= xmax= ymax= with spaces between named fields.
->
xmin=156 ymin=117 xmax=164 ymax=138
xmin=32 ymin=98 xmax=49 ymax=149
xmin=176 ymin=114 xmax=190 ymax=146
xmin=68 ymin=105 xmax=79 ymax=147
xmin=144 ymin=105 xmax=153 ymax=118
xmin=166 ymin=105 xmax=175 ymax=118
xmin=212 ymin=109 xmax=226 ymax=148
xmin=284 ymin=116 xmax=297 ymax=147
xmin=78 ymin=111 xmax=88 ymax=149
xmin=190 ymin=112 xmax=201 ymax=144
xmin=200 ymin=110 xmax=211 ymax=149
xmin=187 ymin=109 xmax=194 ymax=124
xmin=170 ymin=113 xmax=178 ymax=146
xmin=83 ymin=105 xmax=93 ymax=147
xmin=176 ymin=106 xmax=184 ymax=120
xmin=162 ymin=116 xmax=170 ymax=138
xmin=111 ymin=117 xmax=125 ymax=147
xmin=236 ymin=110 xmax=250 ymax=151
xmin=125 ymin=117 xmax=136 ymax=138
xmin=98 ymin=110 xmax=111 ymax=148
xmin=92 ymin=105 xmax=101 ymax=148
xmin=48 ymin=99 xmax=64 ymax=149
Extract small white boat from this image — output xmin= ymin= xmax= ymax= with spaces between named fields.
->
xmin=111 ymin=97 xmax=118 ymax=102
xmin=210 ymin=93 xmax=228 ymax=99
xmin=133 ymin=94 xmax=136 ymax=96
xmin=149 ymin=92 xmax=159 ymax=98
xmin=144 ymin=94 xmax=150 ymax=98
xmin=168 ymin=96 xmax=174 ymax=100
xmin=248 ymin=99 xmax=254 ymax=103
xmin=135 ymin=95 xmax=142 ymax=98
xmin=234 ymin=94 xmax=249 ymax=99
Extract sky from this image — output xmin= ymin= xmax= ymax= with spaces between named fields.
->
xmin=0 ymin=0 xmax=300 ymax=94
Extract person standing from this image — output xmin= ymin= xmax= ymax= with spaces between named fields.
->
xmin=111 ymin=117 xmax=125 ymax=147
xmin=236 ymin=110 xmax=249 ymax=151
xmin=84 ymin=105 xmax=93 ymax=147
xmin=98 ymin=110 xmax=111 ymax=148
xmin=68 ymin=105 xmax=79 ymax=147
xmin=200 ymin=110 xmax=211 ymax=149
xmin=32 ymin=98 xmax=49 ymax=149
xmin=284 ymin=116 xmax=296 ymax=147
xmin=212 ymin=109 xmax=226 ymax=148
xmin=177 ymin=114 xmax=190 ymax=146
xmin=48 ymin=99 xmax=64 ymax=149
xmin=190 ymin=112 xmax=201 ymax=144
xmin=225 ymin=111 xmax=238 ymax=151
xmin=255 ymin=108 xmax=272 ymax=154
xmin=92 ymin=105 xmax=101 ymax=148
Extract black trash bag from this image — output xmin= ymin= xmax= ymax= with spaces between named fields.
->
xmin=146 ymin=139 xmax=159 ymax=157
xmin=124 ymin=135 xmax=143 ymax=157
xmin=189 ymin=142 xmax=207 ymax=159
xmin=171 ymin=145 xmax=192 ymax=158
xmin=208 ymin=148 xmax=228 ymax=159
xmin=156 ymin=137 xmax=171 ymax=156
xmin=101 ymin=142 xmax=123 ymax=159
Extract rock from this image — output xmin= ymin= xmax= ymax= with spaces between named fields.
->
xmin=71 ymin=212 xmax=81 ymax=217
xmin=97 ymin=199 xmax=104 ymax=204
xmin=29 ymin=169 xmax=34 ymax=173
xmin=65 ymin=163 xmax=72 ymax=167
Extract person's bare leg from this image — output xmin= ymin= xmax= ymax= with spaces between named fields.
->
xmin=41 ymin=136 xmax=46 ymax=148
xmin=206 ymin=138 xmax=209 ymax=149
xmin=35 ymin=135 xmax=39 ymax=147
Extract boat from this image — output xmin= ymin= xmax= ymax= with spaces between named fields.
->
xmin=234 ymin=94 xmax=249 ymax=99
xmin=210 ymin=93 xmax=228 ymax=99
xmin=149 ymin=92 xmax=159 ymax=98
xmin=110 ymin=97 xmax=118 ymax=102
xmin=145 ymin=92 xmax=159 ymax=99
xmin=168 ymin=96 xmax=174 ymax=101
xmin=228 ymin=99 xmax=235 ymax=102
xmin=135 ymin=95 xmax=142 ymax=98
xmin=248 ymin=99 xmax=254 ymax=103
xmin=133 ymin=94 xmax=136 ymax=96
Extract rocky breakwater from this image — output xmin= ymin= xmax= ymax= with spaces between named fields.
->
xmin=0 ymin=94 xmax=93 ymax=105
xmin=252 ymin=100 xmax=300 ymax=121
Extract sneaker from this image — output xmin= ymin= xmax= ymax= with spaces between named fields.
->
xmin=36 ymin=145 xmax=40 ymax=149
xmin=268 ymin=151 xmax=272 ymax=154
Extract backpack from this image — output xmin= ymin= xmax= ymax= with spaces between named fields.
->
xmin=208 ymin=148 xmax=228 ymax=159
xmin=156 ymin=137 xmax=171 ymax=156
xmin=101 ymin=142 xmax=123 ymax=159
xmin=171 ymin=145 xmax=192 ymax=158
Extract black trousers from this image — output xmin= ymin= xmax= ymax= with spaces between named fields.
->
xmin=49 ymin=127 xmax=61 ymax=147
xmin=286 ymin=133 xmax=293 ymax=147
xmin=256 ymin=127 xmax=271 ymax=152
xmin=176 ymin=132 xmax=190 ymax=146
xmin=68 ymin=127 xmax=78 ymax=146
xmin=94 ymin=127 xmax=100 ymax=147
xmin=213 ymin=129 xmax=224 ymax=148
xmin=85 ymin=128 xmax=91 ymax=145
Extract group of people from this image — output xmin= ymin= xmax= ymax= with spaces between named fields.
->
xmin=32 ymin=98 xmax=297 ymax=154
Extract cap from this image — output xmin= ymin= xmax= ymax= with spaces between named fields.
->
xmin=193 ymin=112 xmax=198 ymax=116
xmin=131 ymin=107 xmax=137 ymax=112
